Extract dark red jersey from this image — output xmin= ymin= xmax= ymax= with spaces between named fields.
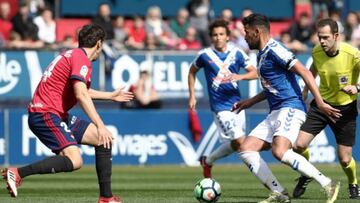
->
xmin=28 ymin=48 xmax=92 ymax=119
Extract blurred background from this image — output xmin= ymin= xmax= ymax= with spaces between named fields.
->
xmin=0 ymin=0 xmax=359 ymax=166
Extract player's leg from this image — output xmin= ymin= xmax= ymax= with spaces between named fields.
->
xmin=329 ymin=102 xmax=360 ymax=199
xmin=292 ymin=102 xmax=328 ymax=198
xmin=337 ymin=145 xmax=360 ymax=199
xmin=239 ymin=113 xmax=288 ymax=199
xmin=79 ymin=120 xmax=121 ymax=203
xmin=2 ymin=112 xmax=81 ymax=197
xmin=201 ymin=110 xmax=246 ymax=178
xmin=276 ymin=108 xmax=339 ymax=202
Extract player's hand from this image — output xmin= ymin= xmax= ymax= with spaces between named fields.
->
xmin=111 ymin=86 xmax=134 ymax=102
xmin=341 ymin=85 xmax=358 ymax=95
xmin=97 ymin=125 xmax=114 ymax=149
xmin=224 ymin=73 xmax=243 ymax=82
xmin=232 ymin=99 xmax=252 ymax=111
xmin=317 ymin=102 xmax=342 ymax=123
xmin=189 ymin=96 xmax=197 ymax=110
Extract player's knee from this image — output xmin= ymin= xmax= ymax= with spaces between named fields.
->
xmin=66 ymin=154 xmax=83 ymax=170
xmin=339 ymin=156 xmax=352 ymax=166
xmin=271 ymin=148 xmax=285 ymax=161
xmin=293 ymin=142 xmax=307 ymax=153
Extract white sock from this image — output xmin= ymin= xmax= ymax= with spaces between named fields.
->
xmin=240 ymin=151 xmax=285 ymax=193
xmin=281 ymin=149 xmax=331 ymax=187
xmin=206 ymin=142 xmax=234 ymax=165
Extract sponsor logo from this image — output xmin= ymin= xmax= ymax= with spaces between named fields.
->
xmin=0 ymin=138 xmax=5 ymax=155
xmin=0 ymin=53 xmax=21 ymax=94
xmin=80 ymin=65 xmax=88 ymax=78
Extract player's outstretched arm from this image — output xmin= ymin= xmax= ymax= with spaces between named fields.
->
xmin=88 ymin=87 xmax=134 ymax=102
xmin=228 ymin=65 xmax=258 ymax=82
xmin=232 ymin=91 xmax=266 ymax=111
xmin=188 ymin=65 xmax=199 ymax=110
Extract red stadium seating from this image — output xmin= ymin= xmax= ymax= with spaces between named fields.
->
xmin=270 ymin=21 xmax=292 ymax=38
xmin=55 ymin=18 xmax=91 ymax=42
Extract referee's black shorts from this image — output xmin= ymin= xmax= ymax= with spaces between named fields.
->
xmin=300 ymin=100 xmax=358 ymax=146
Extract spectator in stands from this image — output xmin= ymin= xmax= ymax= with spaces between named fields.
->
xmin=329 ymin=10 xmax=345 ymax=40
xmin=6 ymin=30 xmax=44 ymax=49
xmin=288 ymin=12 xmax=313 ymax=44
xmin=169 ymin=8 xmax=190 ymax=39
xmin=351 ymin=26 xmax=360 ymax=49
xmin=93 ymin=3 xmax=114 ymax=40
xmin=144 ymin=33 xmax=159 ymax=50
xmin=126 ymin=70 xmax=162 ymax=109
xmin=310 ymin=0 xmax=331 ymax=21
xmin=343 ymin=11 xmax=359 ymax=42
xmin=145 ymin=6 xmax=178 ymax=49
xmin=25 ymin=0 xmax=46 ymax=17
xmin=231 ymin=8 xmax=253 ymax=52
xmin=0 ymin=2 xmax=13 ymax=43
xmin=12 ymin=3 xmax=38 ymax=42
xmin=33 ymin=8 xmax=56 ymax=45
xmin=126 ymin=16 xmax=146 ymax=50
xmin=187 ymin=0 xmax=212 ymax=47
xmin=112 ymin=16 xmax=128 ymax=50
xmin=221 ymin=8 xmax=235 ymax=30
xmin=177 ymin=27 xmax=201 ymax=50
xmin=58 ymin=34 xmax=78 ymax=50
xmin=279 ymin=31 xmax=307 ymax=53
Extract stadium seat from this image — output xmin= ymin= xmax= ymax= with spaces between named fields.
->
xmin=270 ymin=21 xmax=292 ymax=38
xmin=295 ymin=3 xmax=312 ymax=20
xmin=55 ymin=18 xmax=91 ymax=42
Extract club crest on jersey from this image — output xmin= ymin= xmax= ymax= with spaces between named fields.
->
xmin=338 ymin=75 xmax=348 ymax=85
xmin=80 ymin=65 xmax=88 ymax=78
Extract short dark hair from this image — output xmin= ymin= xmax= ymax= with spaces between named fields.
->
xmin=242 ymin=13 xmax=270 ymax=32
xmin=208 ymin=19 xmax=231 ymax=36
xmin=78 ymin=24 xmax=106 ymax=48
xmin=317 ymin=18 xmax=338 ymax=34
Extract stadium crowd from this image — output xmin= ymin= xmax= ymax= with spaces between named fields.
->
xmin=0 ymin=0 xmax=359 ymax=52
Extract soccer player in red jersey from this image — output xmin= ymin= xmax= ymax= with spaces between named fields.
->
xmin=2 ymin=24 xmax=133 ymax=203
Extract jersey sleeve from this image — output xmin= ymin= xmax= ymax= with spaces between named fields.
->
xmin=236 ymin=48 xmax=252 ymax=69
xmin=69 ymin=50 xmax=92 ymax=84
xmin=271 ymin=46 xmax=298 ymax=70
xmin=354 ymin=49 xmax=360 ymax=71
xmin=191 ymin=49 xmax=206 ymax=69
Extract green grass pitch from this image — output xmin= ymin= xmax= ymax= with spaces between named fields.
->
xmin=0 ymin=164 xmax=357 ymax=202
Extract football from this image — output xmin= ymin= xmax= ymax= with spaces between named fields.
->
xmin=194 ymin=178 xmax=221 ymax=202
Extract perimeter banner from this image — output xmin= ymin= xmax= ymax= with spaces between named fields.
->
xmin=0 ymin=109 xmax=346 ymax=166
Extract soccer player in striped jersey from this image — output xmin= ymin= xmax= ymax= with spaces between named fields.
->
xmin=234 ymin=13 xmax=341 ymax=203
xmin=293 ymin=18 xmax=360 ymax=200
xmin=1 ymin=24 xmax=133 ymax=203
xmin=188 ymin=19 xmax=257 ymax=178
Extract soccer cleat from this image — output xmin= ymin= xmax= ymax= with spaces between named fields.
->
xmin=199 ymin=156 xmax=212 ymax=178
xmin=292 ymin=175 xmax=313 ymax=198
xmin=1 ymin=168 xmax=22 ymax=197
xmin=98 ymin=195 xmax=123 ymax=203
xmin=349 ymin=184 xmax=360 ymax=199
xmin=322 ymin=180 xmax=340 ymax=203
xmin=258 ymin=190 xmax=291 ymax=203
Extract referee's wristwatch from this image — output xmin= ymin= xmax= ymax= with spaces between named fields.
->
xmin=356 ymin=83 xmax=360 ymax=93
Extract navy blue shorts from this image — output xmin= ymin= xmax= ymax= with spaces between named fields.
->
xmin=28 ymin=112 xmax=90 ymax=154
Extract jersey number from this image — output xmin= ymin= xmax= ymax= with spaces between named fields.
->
xmin=42 ymin=55 xmax=63 ymax=82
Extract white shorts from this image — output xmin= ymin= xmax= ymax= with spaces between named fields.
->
xmin=249 ymin=107 xmax=306 ymax=144
xmin=213 ymin=110 xmax=246 ymax=142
